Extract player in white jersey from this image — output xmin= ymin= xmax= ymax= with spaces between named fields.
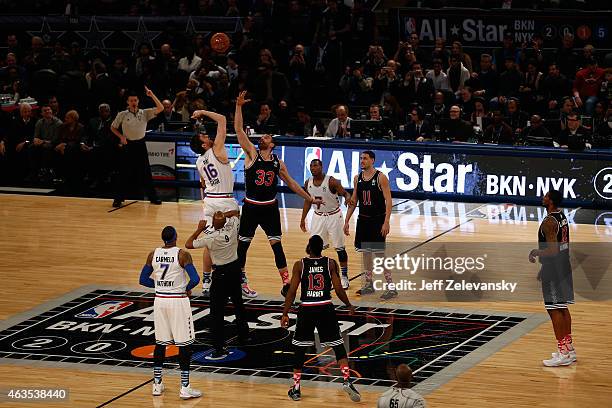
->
xmin=300 ymin=159 xmax=354 ymax=289
xmin=377 ymin=364 xmax=426 ymax=408
xmin=190 ymin=109 xmax=250 ymax=298
xmin=139 ymin=226 xmax=202 ymax=400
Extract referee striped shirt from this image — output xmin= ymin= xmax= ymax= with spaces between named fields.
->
xmin=111 ymin=108 xmax=157 ymax=141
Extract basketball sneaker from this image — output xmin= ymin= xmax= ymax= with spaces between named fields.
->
xmin=342 ymin=381 xmax=361 ymax=402
xmin=356 ymin=282 xmax=374 ymax=296
xmin=543 ymin=352 xmax=573 ymax=367
xmin=380 ymin=289 xmax=398 ymax=300
xmin=179 ymin=386 xmax=202 ymax=400
xmin=152 ymin=382 xmax=164 ymax=396
xmin=288 ymin=385 xmax=301 ymax=401
xmin=341 ymin=275 xmax=350 ymax=289
xmin=207 ymin=347 xmax=229 ymax=360
xmin=241 ymin=274 xmax=258 ymax=298
xmin=551 ymin=349 xmax=577 ymax=362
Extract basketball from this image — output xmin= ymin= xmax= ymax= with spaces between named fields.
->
xmin=210 ymin=32 xmax=231 ymax=54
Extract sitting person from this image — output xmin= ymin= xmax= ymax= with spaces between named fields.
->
xmin=405 ymin=107 xmax=433 ymax=142
xmin=324 ymin=104 xmax=352 ymax=138
xmin=593 ymin=109 xmax=612 ymax=149
xmin=483 ymin=111 xmax=514 ymax=145
xmin=378 ymin=364 xmax=426 ymax=408
xmin=522 ymin=115 xmax=553 ymax=147
xmin=555 ymin=112 xmax=591 ymax=150
xmin=440 ymin=105 xmax=473 ymax=142
xmin=54 ymin=110 xmax=87 ymax=189
xmin=253 ymin=102 xmax=278 ymax=134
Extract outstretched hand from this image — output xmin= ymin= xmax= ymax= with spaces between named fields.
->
xmin=144 ymin=86 xmax=154 ymax=97
xmin=236 ymin=91 xmax=251 ymax=106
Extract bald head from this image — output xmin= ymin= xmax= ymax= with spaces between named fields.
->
xmin=212 ymin=211 xmax=227 ymax=230
xmin=395 ymin=364 xmax=413 ymax=388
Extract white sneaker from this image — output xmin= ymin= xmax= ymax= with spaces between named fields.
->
xmin=543 ymin=352 xmax=573 ymax=367
xmin=551 ymin=349 xmax=577 ymax=362
xmin=180 ymin=386 xmax=202 ymax=400
xmin=242 ymin=282 xmax=258 ymax=298
xmin=202 ymin=277 xmax=212 ymax=297
xmin=152 ymin=382 xmax=164 ymax=396
xmin=341 ymin=275 xmax=350 ymax=289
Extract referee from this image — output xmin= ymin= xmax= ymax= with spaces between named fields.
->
xmin=186 ymin=210 xmax=249 ymax=360
xmin=111 ymin=86 xmax=163 ymax=208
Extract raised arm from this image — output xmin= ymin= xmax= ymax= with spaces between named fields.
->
xmin=191 ymin=109 xmax=228 ymax=158
xmin=279 ymin=160 xmax=315 ymax=203
xmin=185 ymin=220 xmax=208 ymax=249
xmin=343 ymin=175 xmax=359 ymax=236
xmin=234 ymin=91 xmax=257 ymax=162
xmin=145 ymin=86 xmax=164 ymax=114
xmin=379 ymin=173 xmax=392 ymax=237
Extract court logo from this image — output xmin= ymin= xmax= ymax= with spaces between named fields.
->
xmin=303 ymin=147 xmax=322 ymax=182
xmin=593 ymin=167 xmax=612 ymax=200
xmin=75 ymin=301 xmax=133 ymax=319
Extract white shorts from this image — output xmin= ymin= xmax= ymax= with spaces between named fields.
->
xmin=154 ymin=297 xmax=195 ymax=346
xmin=310 ymin=209 xmax=345 ymax=250
xmin=203 ymin=197 xmax=239 ymax=221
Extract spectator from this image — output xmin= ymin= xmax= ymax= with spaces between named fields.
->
xmin=288 ymin=44 xmax=310 ymax=107
xmin=406 ymin=62 xmax=434 ymax=108
xmin=466 ymin=53 xmax=499 ymax=101
xmin=598 ymin=68 xmax=612 ymax=108
xmin=110 ymin=87 xmax=163 ymax=207
xmin=555 ymin=112 xmax=590 ymax=150
xmin=287 ymin=107 xmax=323 ymax=137
xmin=593 ymin=109 xmax=612 ymax=149
xmin=505 ymin=98 xmax=529 ymax=134
xmin=134 ymin=43 xmax=155 ymax=78
xmin=48 ymin=95 xmax=62 ymax=119
xmin=368 ymin=104 xmax=394 ymax=138
xmin=522 ymin=114 xmax=553 ymax=146
xmin=541 ymin=63 xmax=573 ymax=112
xmin=431 ymin=37 xmax=450 ymax=69
xmin=23 ymin=36 xmax=50 ymax=75
xmin=441 ymin=105 xmax=473 ymax=142
xmin=373 ymin=59 xmax=399 ymax=105
xmin=408 ymin=32 xmax=429 ymax=66
xmin=573 ymin=58 xmax=605 ymax=115
xmin=253 ymin=102 xmax=279 ymax=134
xmin=426 ymin=59 xmax=450 ymax=92
xmin=325 ymin=104 xmax=352 ymax=138
xmin=519 ymin=33 xmax=546 ymax=72
xmin=470 ymin=97 xmax=491 ymax=129
xmin=253 ymin=63 xmax=290 ymax=111
xmin=32 ymin=104 xmax=62 ymax=181
xmin=8 ymin=102 xmax=35 ymax=182
xmin=450 ymin=41 xmax=472 ymax=73
xmin=554 ymin=33 xmax=579 ymax=79
xmin=317 ymin=0 xmax=351 ymax=47
xmin=493 ymin=32 xmax=520 ymax=73
xmin=405 ymin=107 xmax=433 ymax=142
xmin=54 ymin=110 xmax=86 ymax=190
xmin=498 ymin=57 xmax=522 ymax=99
xmin=519 ymin=59 xmax=543 ymax=113
xmin=178 ymin=45 xmax=201 ymax=75
xmin=339 ymin=61 xmax=373 ymax=105
xmin=363 ymin=45 xmax=387 ymax=77
xmin=377 ymin=364 xmax=426 ymax=408
xmin=430 ymin=91 xmax=449 ymax=125
xmin=86 ymin=103 xmax=116 ymax=188
xmin=447 ymin=55 xmax=470 ymax=95
xmin=349 ymin=0 xmax=378 ymax=60
xmin=150 ymin=99 xmax=182 ymax=130
xmin=483 ymin=110 xmax=514 ymax=145
xmin=393 ymin=41 xmax=416 ymax=73
xmin=225 ymin=53 xmax=239 ymax=82
xmin=457 ymin=86 xmax=475 ymax=119
xmin=577 ymin=44 xmax=596 ymax=70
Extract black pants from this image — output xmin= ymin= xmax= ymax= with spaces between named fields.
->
xmin=27 ymin=142 xmax=54 ymax=178
xmin=210 ymin=259 xmax=249 ymax=350
xmin=114 ymin=139 xmax=158 ymax=201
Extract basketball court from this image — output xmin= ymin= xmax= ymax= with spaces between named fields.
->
xmin=0 ymin=193 xmax=611 ymax=407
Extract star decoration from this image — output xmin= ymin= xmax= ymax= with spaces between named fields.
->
xmin=124 ymin=17 xmax=161 ymax=52
xmin=185 ymin=17 xmax=209 ymax=37
xmin=450 ymin=24 xmax=460 ymax=36
xmin=76 ymin=17 xmax=113 ymax=50
xmin=27 ymin=17 xmax=66 ymax=45
xmin=376 ymin=161 xmax=393 ymax=178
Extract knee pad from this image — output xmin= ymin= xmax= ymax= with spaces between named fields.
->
xmin=332 ymin=344 xmax=347 ymax=361
xmin=335 ymin=248 xmax=347 ymax=263
xmin=271 ymin=242 xmax=287 ymax=270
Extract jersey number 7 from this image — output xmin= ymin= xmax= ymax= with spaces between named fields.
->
xmin=160 ymin=263 xmax=170 ymax=280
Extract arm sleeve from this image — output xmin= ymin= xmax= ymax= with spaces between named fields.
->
xmin=139 ymin=265 xmax=155 ymax=288
xmin=184 ymin=264 xmax=201 ymax=291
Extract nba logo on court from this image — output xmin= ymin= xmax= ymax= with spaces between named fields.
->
xmin=75 ymin=301 xmax=133 ymax=319
xmin=303 ymin=147 xmax=322 ymax=182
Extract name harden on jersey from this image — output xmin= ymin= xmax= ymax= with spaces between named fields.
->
xmin=306 ymin=265 xmax=325 ymax=298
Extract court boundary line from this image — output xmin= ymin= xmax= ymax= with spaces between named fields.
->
xmin=96 ymin=378 xmax=153 ymax=408
xmin=107 ymin=200 xmax=139 ymax=213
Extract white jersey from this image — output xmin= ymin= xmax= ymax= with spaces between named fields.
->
xmin=192 ymin=216 xmax=239 ymax=265
xmin=152 ymin=247 xmax=186 ymax=295
xmin=377 ymin=387 xmax=426 ymax=408
xmin=196 ymin=148 xmax=234 ymax=196
xmin=306 ymin=175 xmax=340 ymax=214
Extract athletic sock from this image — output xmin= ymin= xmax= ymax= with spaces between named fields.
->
xmin=203 ymin=271 xmax=211 ymax=283
xmin=181 ymin=370 xmax=189 ymax=387
xmin=557 ymin=338 xmax=567 ymax=355
xmin=153 ymin=366 xmax=162 ymax=384
xmin=341 ymin=365 xmax=350 ymax=381
xmin=279 ymin=268 xmax=289 ymax=285
xmin=564 ymin=334 xmax=574 ymax=351
xmin=293 ymin=372 xmax=301 ymax=389
xmin=383 ymin=269 xmax=393 ymax=284
xmin=341 ymin=266 xmax=348 ymax=277
xmin=241 ymin=270 xmax=248 ymax=284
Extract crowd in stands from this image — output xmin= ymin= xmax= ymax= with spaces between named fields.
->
xmin=0 ymin=0 xmax=611 ymax=190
